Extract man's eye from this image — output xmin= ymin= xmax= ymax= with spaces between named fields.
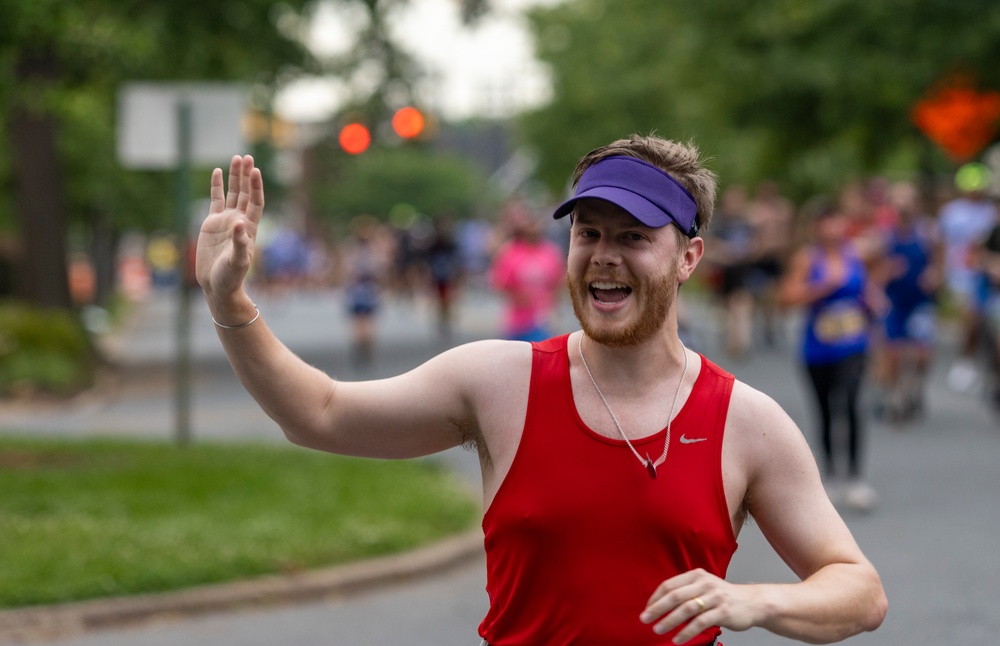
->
xmin=624 ymin=233 xmax=644 ymax=241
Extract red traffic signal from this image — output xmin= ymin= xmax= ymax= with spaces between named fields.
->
xmin=392 ymin=107 xmax=425 ymax=139
xmin=339 ymin=123 xmax=371 ymax=154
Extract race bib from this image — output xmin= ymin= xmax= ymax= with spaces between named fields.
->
xmin=815 ymin=302 xmax=868 ymax=344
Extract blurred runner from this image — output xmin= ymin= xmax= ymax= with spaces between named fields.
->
xmin=975 ymin=219 xmax=1000 ymax=411
xmin=490 ymin=201 xmax=565 ymax=342
xmin=779 ymin=196 xmax=884 ymax=512
xmin=456 ymin=217 xmax=495 ymax=290
xmin=705 ymin=185 xmax=755 ymax=358
xmin=342 ymin=216 xmax=389 ymax=369
xmin=937 ymin=163 xmax=998 ymax=393
xmin=747 ymin=180 xmax=795 ymax=348
xmin=426 ymin=215 xmax=464 ymax=338
xmin=260 ymin=226 xmax=309 ymax=294
xmin=873 ymin=181 xmax=941 ymax=425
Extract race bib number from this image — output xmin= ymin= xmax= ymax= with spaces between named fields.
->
xmin=815 ymin=302 xmax=867 ymax=344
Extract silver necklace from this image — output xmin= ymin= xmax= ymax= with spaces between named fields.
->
xmin=578 ymin=333 xmax=688 ymax=479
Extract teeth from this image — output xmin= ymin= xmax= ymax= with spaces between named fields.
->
xmin=591 ymin=282 xmax=628 ymax=289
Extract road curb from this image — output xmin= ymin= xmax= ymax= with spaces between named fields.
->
xmin=0 ymin=529 xmax=484 ymax=645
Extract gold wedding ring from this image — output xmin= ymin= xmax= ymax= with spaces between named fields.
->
xmin=692 ymin=596 xmax=706 ymax=613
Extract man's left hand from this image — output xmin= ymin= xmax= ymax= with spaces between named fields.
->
xmin=639 ymin=568 xmax=760 ymax=644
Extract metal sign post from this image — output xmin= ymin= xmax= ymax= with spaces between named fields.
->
xmin=117 ymin=83 xmax=245 ymax=446
xmin=174 ymin=99 xmax=193 ymax=446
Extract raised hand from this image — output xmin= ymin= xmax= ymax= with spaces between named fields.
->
xmin=196 ymin=155 xmax=264 ymax=303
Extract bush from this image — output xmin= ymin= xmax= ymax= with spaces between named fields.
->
xmin=0 ymin=302 xmax=94 ymax=396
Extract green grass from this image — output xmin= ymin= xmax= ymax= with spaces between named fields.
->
xmin=0 ymin=436 xmax=480 ymax=609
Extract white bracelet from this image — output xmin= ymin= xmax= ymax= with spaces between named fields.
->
xmin=212 ymin=304 xmax=260 ymax=330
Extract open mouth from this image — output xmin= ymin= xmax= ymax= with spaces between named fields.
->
xmin=589 ymin=281 xmax=633 ymax=304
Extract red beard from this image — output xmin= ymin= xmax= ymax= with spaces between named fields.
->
xmin=566 ymin=263 xmax=677 ymax=347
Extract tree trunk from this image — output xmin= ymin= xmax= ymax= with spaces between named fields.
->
xmin=8 ymin=47 xmax=73 ymax=310
xmin=90 ymin=208 xmax=118 ymax=308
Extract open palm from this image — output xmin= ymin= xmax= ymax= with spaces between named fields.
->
xmin=196 ymin=155 xmax=265 ymax=299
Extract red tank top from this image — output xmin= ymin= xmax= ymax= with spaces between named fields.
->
xmin=479 ymin=334 xmax=738 ymax=645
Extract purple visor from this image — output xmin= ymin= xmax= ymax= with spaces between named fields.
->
xmin=552 ymin=156 xmax=700 ymax=237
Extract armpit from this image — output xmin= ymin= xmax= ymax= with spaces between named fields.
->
xmin=456 ymin=416 xmax=491 ymax=467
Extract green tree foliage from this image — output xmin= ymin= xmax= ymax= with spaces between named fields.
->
xmin=299 ymin=1 xmax=503 ymax=228
xmin=0 ymin=0 xmax=315 ymax=307
xmin=310 ymin=145 xmax=492 ymax=224
xmin=522 ymin=0 xmax=1000 ymax=199
xmin=519 ymin=2 xmax=709 ymax=194
xmin=319 ymin=0 xmax=491 ymax=124
xmin=0 ymin=0 xmax=494 ymax=309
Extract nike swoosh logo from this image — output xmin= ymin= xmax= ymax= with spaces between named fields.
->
xmin=679 ymin=434 xmax=708 ymax=444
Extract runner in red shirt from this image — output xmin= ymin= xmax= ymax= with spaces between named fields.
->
xmin=196 ymin=135 xmax=887 ymax=645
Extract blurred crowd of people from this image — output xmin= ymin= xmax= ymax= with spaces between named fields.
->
xmin=698 ymin=165 xmax=1000 ymax=512
xmin=95 ymin=193 xmax=569 ymax=373
xmin=705 ymin=169 xmax=1000 ymax=404
xmin=89 ymin=163 xmax=998 ymax=512
xmin=224 ymin=198 xmax=565 ymax=369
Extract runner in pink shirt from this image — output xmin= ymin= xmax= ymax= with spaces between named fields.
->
xmin=491 ymin=205 xmax=565 ymax=341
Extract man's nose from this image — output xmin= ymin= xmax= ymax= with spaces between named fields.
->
xmin=591 ymin=237 xmax=622 ymax=266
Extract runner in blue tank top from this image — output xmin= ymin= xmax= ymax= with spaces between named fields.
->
xmin=874 ymin=182 xmax=941 ymax=423
xmin=780 ymin=196 xmax=880 ymax=512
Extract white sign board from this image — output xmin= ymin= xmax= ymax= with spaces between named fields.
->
xmin=117 ymin=83 xmax=246 ymax=169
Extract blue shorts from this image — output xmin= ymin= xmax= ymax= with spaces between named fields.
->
xmin=884 ymin=301 xmax=936 ymax=344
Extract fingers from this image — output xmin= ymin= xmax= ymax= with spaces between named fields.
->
xmin=219 ymin=155 xmax=263 ymax=222
xmin=659 ymin=597 xmax=716 ymax=644
xmin=640 ymin=570 xmax=715 ymax=642
xmin=246 ymin=166 xmax=265 ymax=223
xmin=236 ymin=155 xmax=255 ymax=213
xmin=209 ymin=168 xmax=225 ymax=214
xmin=645 ymin=569 xmax=700 ymax=608
xmin=641 ymin=590 xmax=702 ymax=632
xmin=225 ymin=155 xmax=242 ymax=209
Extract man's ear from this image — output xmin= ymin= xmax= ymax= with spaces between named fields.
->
xmin=677 ymin=236 xmax=704 ymax=284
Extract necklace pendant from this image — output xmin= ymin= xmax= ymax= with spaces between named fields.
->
xmin=644 ymin=453 xmax=657 ymax=479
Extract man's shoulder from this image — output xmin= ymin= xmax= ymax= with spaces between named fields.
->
xmin=437 ymin=338 xmax=537 ymax=389
xmin=726 ymin=378 xmax=794 ymax=431
xmin=445 ymin=338 xmax=535 ymax=366
xmin=725 ymin=378 xmax=811 ymax=475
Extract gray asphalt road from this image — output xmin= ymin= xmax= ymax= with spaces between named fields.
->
xmin=3 ymin=288 xmax=999 ymax=645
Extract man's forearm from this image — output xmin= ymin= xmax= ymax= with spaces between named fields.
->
xmin=754 ymin=563 xmax=887 ymax=643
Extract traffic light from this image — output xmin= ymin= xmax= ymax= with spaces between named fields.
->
xmin=391 ymin=106 xmax=425 ymax=140
xmin=338 ymin=107 xmax=427 ymax=154
xmin=339 ymin=122 xmax=371 ymax=155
